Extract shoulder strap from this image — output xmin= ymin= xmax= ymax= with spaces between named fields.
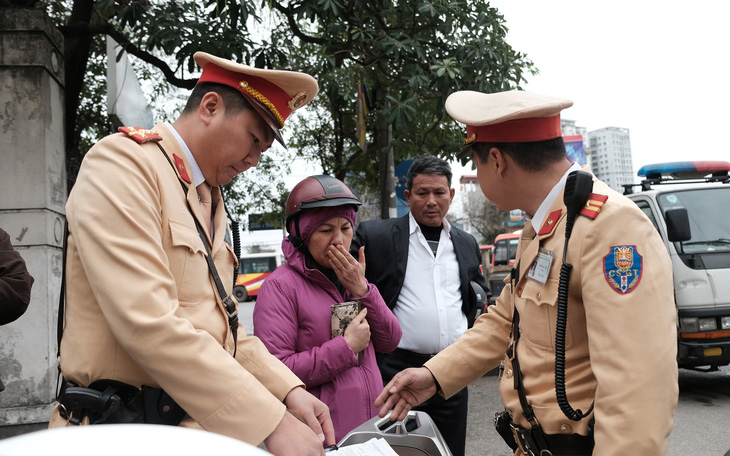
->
xmin=154 ymin=142 xmax=239 ymax=356
xmin=56 ymin=221 xmax=68 ymax=399
xmin=506 ymin=261 xmax=550 ymax=449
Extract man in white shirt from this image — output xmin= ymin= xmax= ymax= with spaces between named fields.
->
xmin=351 ymin=155 xmax=489 ymax=456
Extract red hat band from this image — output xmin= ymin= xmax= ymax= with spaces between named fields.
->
xmin=197 ymin=63 xmax=292 ymax=127
xmin=465 ymin=114 xmax=562 ymax=144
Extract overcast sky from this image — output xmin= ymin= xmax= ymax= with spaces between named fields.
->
xmin=256 ymin=2 xmax=730 ymax=242
xmin=289 ymin=1 xmax=730 ymax=191
xmin=486 ymin=1 xmax=730 ymax=167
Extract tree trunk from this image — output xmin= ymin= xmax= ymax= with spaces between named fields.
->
xmin=64 ymin=0 xmax=94 ymax=193
xmin=375 ymin=89 xmax=396 ymax=220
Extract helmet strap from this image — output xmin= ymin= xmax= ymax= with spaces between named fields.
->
xmin=287 ymin=216 xmax=306 ymax=252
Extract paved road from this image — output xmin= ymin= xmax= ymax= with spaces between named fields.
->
xmin=243 ymin=300 xmax=730 ymax=455
xmin=464 ymin=366 xmax=730 ymax=456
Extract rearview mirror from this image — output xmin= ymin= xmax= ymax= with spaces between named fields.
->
xmin=665 ymin=208 xmax=691 ymax=242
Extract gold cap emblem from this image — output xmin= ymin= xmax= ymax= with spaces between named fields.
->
xmin=288 ymin=91 xmax=309 ymax=111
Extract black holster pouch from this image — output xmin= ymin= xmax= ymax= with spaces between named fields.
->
xmin=494 ymin=410 xmax=518 ymax=451
xmin=141 ymin=385 xmax=187 ymax=425
xmin=58 ymin=379 xmax=185 ymax=426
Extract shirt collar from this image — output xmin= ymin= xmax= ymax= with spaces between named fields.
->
xmin=165 ymin=121 xmax=206 ymax=187
xmin=407 ymin=212 xmax=452 ymax=236
xmin=530 ymin=162 xmax=582 ymax=231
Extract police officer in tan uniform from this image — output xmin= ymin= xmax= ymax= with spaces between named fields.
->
xmin=375 ymin=90 xmax=678 ymax=455
xmin=51 ymin=52 xmax=335 ymax=456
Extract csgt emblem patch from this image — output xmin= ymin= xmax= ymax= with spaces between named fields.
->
xmin=603 ymin=245 xmax=643 ymax=294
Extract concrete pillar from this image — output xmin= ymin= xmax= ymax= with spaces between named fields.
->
xmin=0 ymin=8 xmax=65 ymax=435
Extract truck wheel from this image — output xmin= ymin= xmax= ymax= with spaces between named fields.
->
xmin=233 ymin=286 xmax=248 ymax=302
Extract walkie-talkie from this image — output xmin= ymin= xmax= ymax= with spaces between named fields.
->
xmin=555 ymin=170 xmax=594 ymax=421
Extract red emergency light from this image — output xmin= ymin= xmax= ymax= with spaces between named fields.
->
xmin=637 ymin=161 xmax=730 ymax=180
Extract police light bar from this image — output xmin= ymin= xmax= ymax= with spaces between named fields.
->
xmin=637 ymin=161 xmax=730 ymax=180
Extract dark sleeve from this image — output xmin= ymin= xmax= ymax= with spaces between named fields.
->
xmin=461 ymin=231 xmax=490 ymax=326
xmin=469 ymin=237 xmax=490 ymax=298
xmin=0 ymin=228 xmax=34 ymax=325
xmin=350 ymin=220 xmax=367 ymax=258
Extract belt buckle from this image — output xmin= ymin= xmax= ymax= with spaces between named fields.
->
xmin=509 ymin=422 xmax=547 ymax=456
xmin=510 ymin=422 xmax=530 ymax=456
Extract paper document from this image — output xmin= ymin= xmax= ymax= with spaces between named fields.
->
xmin=325 ymin=438 xmax=398 ymax=455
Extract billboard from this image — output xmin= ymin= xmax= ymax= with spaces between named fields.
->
xmin=564 ymin=135 xmax=586 ymax=165
xmin=395 ymin=159 xmax=413 ymax=218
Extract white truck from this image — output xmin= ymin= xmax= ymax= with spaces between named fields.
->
xmin=623 ymin=161 xmax=730 ymax=371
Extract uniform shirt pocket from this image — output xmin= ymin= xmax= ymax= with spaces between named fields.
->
xmin=516 ymin=278 xmax=574 ymax=351
xmin=168 ymin=217 xmax=209 ymax=307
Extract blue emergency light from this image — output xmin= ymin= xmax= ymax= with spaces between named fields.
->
xmin=637 ymin=161 xmax=730 ymax=180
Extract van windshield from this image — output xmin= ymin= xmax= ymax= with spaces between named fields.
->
xmin=658 ymin=187 xmax=730 ymax=254
xmin=239 ymin=256 xmax=278 ymax=274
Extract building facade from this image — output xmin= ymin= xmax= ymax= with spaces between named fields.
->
xmin=588 ymin=126 xmax=634 ymax=192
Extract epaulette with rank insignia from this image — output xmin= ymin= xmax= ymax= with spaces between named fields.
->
xmin=579 ymin=193 xmax=608 ymax=220
xmin=118 ymin=126 xmax=162 ymax=144
xmin=118 ymin=126 xmax=191 ymax=184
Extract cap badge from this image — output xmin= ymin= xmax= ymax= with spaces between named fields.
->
xmin=464 ymin=133 xmax=477 ymax=145
xmin=288 ymin=91 xmax=309 ymax=111
xmin=239 ymin=80 xmax=285 ymax=128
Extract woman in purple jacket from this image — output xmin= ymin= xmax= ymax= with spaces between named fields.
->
xmin=253 ymin=175 xmax=401 ymax=441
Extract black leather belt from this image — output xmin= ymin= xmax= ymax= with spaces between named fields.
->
xmin=389 ymin=348 xmax=437 ymax=366
xmin=510 ymin=420 xmax=594 ymax=456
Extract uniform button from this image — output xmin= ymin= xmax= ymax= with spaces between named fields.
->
xmin=517 ymin=288 xmax=523 ymax=297
xmin=560 ymin=423 xmax=572 ymax=433
xmin=162 ymin=405 xmax=171 ymax=413
xmin=505 ymin=369 xmax=513 ymax=379
xmin=536 ymin=292 xmax=542 ymax=300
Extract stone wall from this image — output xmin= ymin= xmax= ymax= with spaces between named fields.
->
xmin=0 ymin=8 xmax=65 ymax=436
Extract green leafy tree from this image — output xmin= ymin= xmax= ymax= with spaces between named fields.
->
xmin=35 ymin=0 xmax=296 ymax=224
xmin=29 ymin=0 xmax=535 ymax=224
xmin=270 ymin=0 xmax=536 ymax=217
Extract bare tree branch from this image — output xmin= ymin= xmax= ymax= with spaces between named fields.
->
xmin=59 ymin=22 xmax=197 ymax=89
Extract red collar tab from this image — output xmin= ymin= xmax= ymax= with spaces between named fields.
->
xmin=538 ymin=209 xmax=563 ymax=236
xmin=172 ymin=154 xmax=191 ymax=184
xmin=579 ymin=193 xmax=608 ymax=220
xmin=465 ymin=114 xmax=562 ymax=144
xmin=118 ymin=127 xmax=162 ymax=144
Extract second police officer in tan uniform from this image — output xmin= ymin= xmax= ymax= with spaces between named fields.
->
xmin=375 ymin=90 xmax=678 ymax=455
xmin=51 ymin=52 xmax=335 ymax=456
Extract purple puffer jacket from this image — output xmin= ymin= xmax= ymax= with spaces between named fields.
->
xmin=253 ymin=239 xmax=402 ymax=440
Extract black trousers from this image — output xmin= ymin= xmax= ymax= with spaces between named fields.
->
xmin=378 ymin=351 xmax=468 ymax=456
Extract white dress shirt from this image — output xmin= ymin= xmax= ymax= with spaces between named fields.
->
xmin=165 ymin=122 xmax=215 ymax=237
xmin=393 ymin=213 xmax=467 ymax=354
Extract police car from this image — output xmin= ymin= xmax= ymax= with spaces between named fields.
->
xmin=623 ymin=161 xmax=730 ymax=371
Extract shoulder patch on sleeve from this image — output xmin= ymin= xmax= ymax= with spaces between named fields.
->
xmin=118 ymin=127 xmax=162 ymax=144
xmin=603 ymin=245 xmax=643 ymax=294
xmin=579 ymin=193 xmax=608 ymax=220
